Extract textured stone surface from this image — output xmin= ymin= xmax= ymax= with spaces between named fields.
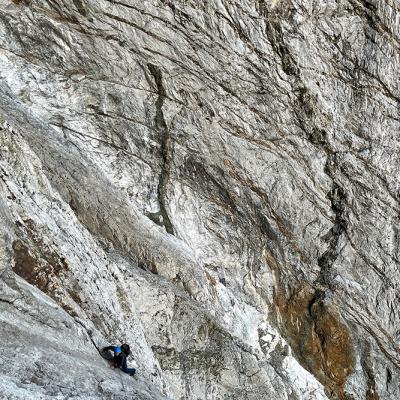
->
xmin=0 ymin=0 xmax=399 ymax=399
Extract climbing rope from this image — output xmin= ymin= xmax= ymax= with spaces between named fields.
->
xmin=117 ymin=367 xmax=126 ymax=392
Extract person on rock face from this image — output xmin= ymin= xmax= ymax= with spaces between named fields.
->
xmin=101 ymin=343 xmax=136 ymax=376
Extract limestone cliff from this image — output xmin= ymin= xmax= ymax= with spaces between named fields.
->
xmin=0 ymin=0 xmax=399 ymax=399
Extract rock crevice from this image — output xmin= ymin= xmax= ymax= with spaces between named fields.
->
xmin=148 ymin=63 xmax=175 ymax=236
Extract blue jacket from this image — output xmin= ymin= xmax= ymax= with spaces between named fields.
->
xmin=102 ymin=346 xmax=126 ymax=368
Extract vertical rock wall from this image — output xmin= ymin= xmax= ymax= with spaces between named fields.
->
xmin=0 ymin=0 xmax=399 ymax=399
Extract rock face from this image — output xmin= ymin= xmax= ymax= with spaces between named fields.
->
xmin=0 ymin=0 xmax=399 ymax=399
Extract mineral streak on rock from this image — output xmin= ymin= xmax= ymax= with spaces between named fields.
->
xmin=0 ymin=0 xmax=399 ymax=399
xmin=273 ymin=282 xmax=355 ymax=400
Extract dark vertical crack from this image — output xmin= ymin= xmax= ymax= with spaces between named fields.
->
xmin=257 ymin=5 xmax=356 ymax=395
xmin=257 ymin=2 xmax=348 ymax=290
xmin=317 ymin=158 xmax=348 ymax=287
xmin=259 ymin=2 xmax=324 ymax=147
xmin=258 ymin=2 xmax=300 ymax=78
xmin=386 ymin=368 xmax=392 ymax=391
xmin=74 ymin=318 xmax=101 ymax=351
xmin=147 ymin=63 xmax=175 ymax=235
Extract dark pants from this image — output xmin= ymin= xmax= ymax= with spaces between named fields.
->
xmin=121 ymin=357 xmax=136 ymax=376
xmin=102 ymin=349 xmax=135 ymax=376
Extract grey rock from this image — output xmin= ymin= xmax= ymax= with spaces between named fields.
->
xmin=0 ymin=0 xmax=399 ymax=399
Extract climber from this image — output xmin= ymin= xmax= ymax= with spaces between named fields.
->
xmin=101 ymin=343 xmax=136 ymax=376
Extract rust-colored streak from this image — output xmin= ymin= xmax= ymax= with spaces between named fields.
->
xmin=12 ymin=224 xmax=68 ymax=297
xmin=12 ymin=240 xmax=52 ymax=292
xmin=11 ymin=0 xmax=31 ymax=5
xmin=272 ymin=281 xmax=355 ymax=400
